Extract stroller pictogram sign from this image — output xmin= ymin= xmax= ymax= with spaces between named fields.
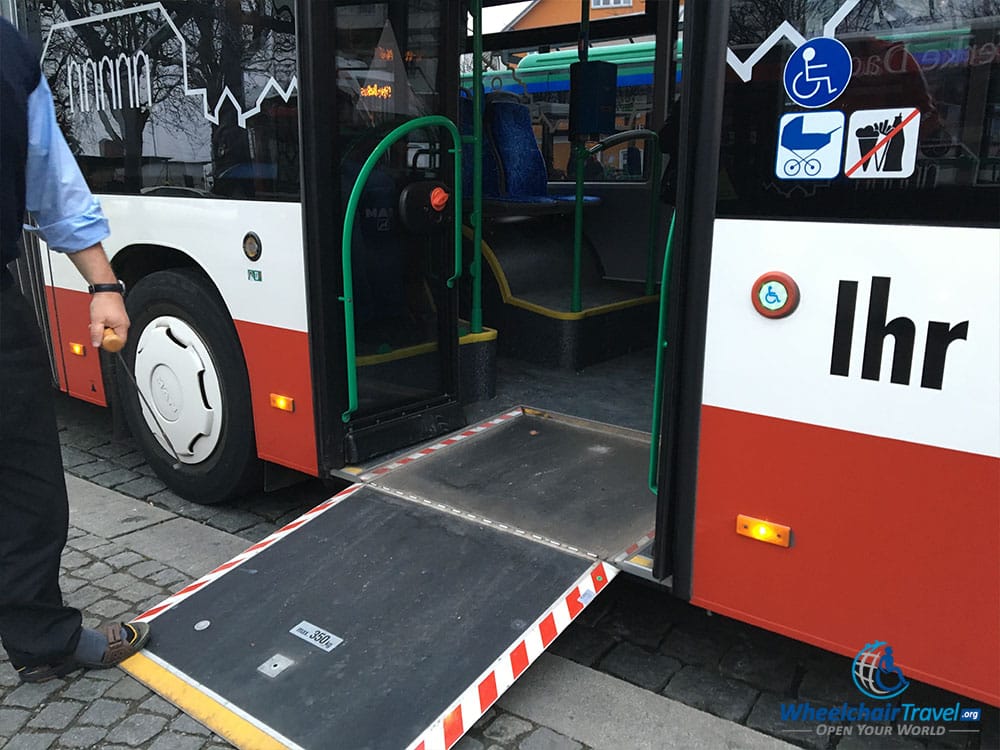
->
xmin=775 ymin=111 xmax=845 ymax=180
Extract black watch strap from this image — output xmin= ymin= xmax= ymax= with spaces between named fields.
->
xmin=88 ymin=281 xmax=126 ymax=295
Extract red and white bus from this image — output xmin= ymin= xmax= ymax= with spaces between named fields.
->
xmin=8 ymin=1 xmax=997 ymax=743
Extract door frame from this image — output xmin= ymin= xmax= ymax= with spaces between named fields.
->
xmin=652 ymin=0 xmax=731 ymax=592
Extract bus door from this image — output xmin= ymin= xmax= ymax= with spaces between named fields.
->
xmin=300 ymin=0 xmax=467 ymax=468
xmin=656 ymin=1 xmax=999 ymax=705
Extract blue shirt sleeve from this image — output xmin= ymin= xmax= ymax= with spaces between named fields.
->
xmin=24 ymin=75 xmax=110 ymax=253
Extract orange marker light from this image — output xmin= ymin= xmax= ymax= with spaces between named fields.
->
xmin=69 ymin=342 xmax=86 ymax=357
xmin=736 ymin=514 xmax=791 ymax=548
xmin=430 ymin=187 xmax=450 ymax=212
xmin=269 ymin=394 xmax=295 ymax=412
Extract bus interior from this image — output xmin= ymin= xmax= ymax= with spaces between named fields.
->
xmin=325 ymin=0 xmax=674 ymax=574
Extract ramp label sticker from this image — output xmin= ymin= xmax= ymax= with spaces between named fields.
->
xmin=783 ymin=37 xmax=852 ymax=109
xmin=844 ymin=108 xmax=920 ymax=179
xmin=776 ymin=111 xmax=845 ymax=179
xmin=290 ymin=620 xmax=344 ymax=653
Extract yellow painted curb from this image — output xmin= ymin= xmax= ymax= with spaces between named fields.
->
xmin=122 ymin=653 xmax=288 ymax=750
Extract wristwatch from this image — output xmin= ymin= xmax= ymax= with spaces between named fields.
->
xmin=88 ymin=280 xmax=126 ymax=295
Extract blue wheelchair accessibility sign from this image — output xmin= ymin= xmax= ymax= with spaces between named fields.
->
xmin=783 ymin=37 xmax=852 ymax=109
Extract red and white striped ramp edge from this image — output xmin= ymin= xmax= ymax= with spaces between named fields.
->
xmin=405 ymin=560 xmax=618 ymax=750
xmin=361 ymin=408 xmax=523 ymax=481
xmin=618 ymin=528 xmax=656 ymax=562
xmin=132 ymin=483 xmax=367 ymax=623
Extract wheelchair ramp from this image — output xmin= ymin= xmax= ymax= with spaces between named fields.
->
xmin=121 ymin=483 xmax=615 ymax=750
xmin=363 ymin=407 xmax=656 ymax=562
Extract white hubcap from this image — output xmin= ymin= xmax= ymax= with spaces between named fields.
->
xmin=134 ymin=316 xmax=223 ymax=464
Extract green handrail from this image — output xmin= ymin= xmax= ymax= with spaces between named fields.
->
xmin=340 ymin=115 xmax=464 ymax=423
xmin=586 ymin=129 xmax=661 ymax=296
xmin=648 ymin=211 xmax=675 ymax=494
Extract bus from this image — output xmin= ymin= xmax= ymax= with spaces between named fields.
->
xmin=8 ymin=0 xmax=998 ymax=747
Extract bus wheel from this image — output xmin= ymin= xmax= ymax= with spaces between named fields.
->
xmin=117 ymin=269 xmax=262 ymax=504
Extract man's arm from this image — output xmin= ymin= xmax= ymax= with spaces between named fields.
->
xmin=25 ymin=76 xmax=128 ymax=348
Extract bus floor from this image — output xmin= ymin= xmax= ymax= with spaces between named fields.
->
xmin=465 ymin=346 xmax=657 ymax=434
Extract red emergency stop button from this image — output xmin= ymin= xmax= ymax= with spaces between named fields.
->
xmin=430 ymin=187 xmax=450 ymax=212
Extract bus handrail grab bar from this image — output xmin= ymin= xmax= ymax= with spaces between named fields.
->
xmin=586 ymin=128 xmax=658 ymax=154
xmin=340 ymin=115 xmax=464 ymax=424
xmin=648 ymin=210 xmax=675 ymax=494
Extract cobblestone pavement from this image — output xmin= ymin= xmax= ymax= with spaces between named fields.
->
xmin=14 ymin=393 xmax=993 ymax=750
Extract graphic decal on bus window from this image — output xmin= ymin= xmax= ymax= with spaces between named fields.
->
xmin=844 ymin=108 xmax=921 ymax=179
xmin=726 ymin=0 xmax=861 ymax=82
xmin=721 ymin=3 xmax=997 ymax=223
xmin=64 ymin=46 xmax=152 ymax=114
xmin=775 ymin=111 xmax=845 ymax=179
xmin=41 ymin=3 xmax=297 ymax=129
xmin=39 ymin=1 xmax=299 ymax=199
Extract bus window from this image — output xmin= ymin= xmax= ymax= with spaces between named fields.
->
xmin=465 ymin=40 xmax=657 ymax=183
xmin=720 ymin=6 xmax=1000 ymax=227
xmin=38 ymin=0 xmax=299 ymax=201
xmin=334 ymin=2 xmax=443 ymax=134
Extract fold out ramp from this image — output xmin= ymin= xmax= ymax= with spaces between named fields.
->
xmin=122 ymin=437 xmax=622 ymax=748
xmin=123 ymin=407 xmax=650 ymax=748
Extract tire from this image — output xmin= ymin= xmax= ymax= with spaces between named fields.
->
xmin=117 ymin=269 xmax=261 ymax=504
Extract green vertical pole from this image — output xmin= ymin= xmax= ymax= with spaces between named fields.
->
xmin=648 ymin=211 xmax=676 ymax=493
xmin=470 ymin=0 xmax=484 ymax=333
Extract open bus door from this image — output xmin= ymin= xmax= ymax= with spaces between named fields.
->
xmin=299 ymin=0 xmax=471 ymax=470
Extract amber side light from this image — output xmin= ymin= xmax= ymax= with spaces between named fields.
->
xmin=269 ymin=394 xmax=295 ymax=412
xmin=736 ymin=514 xmax=791 ymax=548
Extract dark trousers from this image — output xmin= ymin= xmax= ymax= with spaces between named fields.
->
xmin=0 ymin=268 xmax=82 ymax=667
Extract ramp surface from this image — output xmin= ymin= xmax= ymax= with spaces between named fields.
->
xmin=124 ymin=484 xmax=614 ymax=750
xmin=367 ymin=409 xmax=655 ymax=560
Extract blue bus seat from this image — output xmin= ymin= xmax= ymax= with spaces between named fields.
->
xmin=485 ymin=98 xmax=550 ymax=201
xmin=458 ymin=94 xmax=600 ymax=217
xmin=485 ymin=97 xmax=601 ymax=215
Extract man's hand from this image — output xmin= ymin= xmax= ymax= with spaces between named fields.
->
xmin=90 ymin=292 xmax=129 ymax=349
xmin=66 ymin=242 xmax=130 ymax=348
